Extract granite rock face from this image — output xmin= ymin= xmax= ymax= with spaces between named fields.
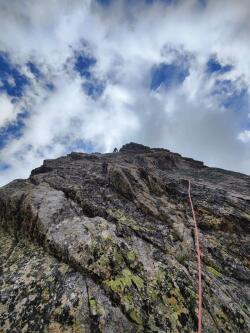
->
xmin=0 ymin=142 xmax=250 ymax=333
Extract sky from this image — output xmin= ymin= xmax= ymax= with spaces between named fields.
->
xmin=0 ymin=0 xmax=250 ymax=186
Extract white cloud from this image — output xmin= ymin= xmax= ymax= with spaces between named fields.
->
xmin=238 ymin=130 xmax=250 ymax=143
xmin=0 ymin=0 xmax=250 ymax=186
xmin=0 ymin=93 xmax=16 ymax=127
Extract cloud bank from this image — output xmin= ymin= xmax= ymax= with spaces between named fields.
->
xmin=0 ymin=0 xmax=250 ymax=186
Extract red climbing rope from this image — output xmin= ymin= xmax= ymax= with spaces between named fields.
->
xmin=188 ymin=180 xmax=202 ymax=333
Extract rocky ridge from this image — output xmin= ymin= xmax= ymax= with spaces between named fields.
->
xmin=0 ymin=142 xmax=250 ymax=332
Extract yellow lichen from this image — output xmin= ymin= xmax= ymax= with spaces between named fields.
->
xmin=90 ymin=299 xmax=97 ymax=316
xmin=216 ymin=309 xmax=228 ymax=322
xmin=89 ymin=297 xmax=105 ymax=322
xmin=72 ymin=322 xmax=86 ymax=333
xmin=41 ymin=288 xmax=50 ymax=301
xmin=242 ymin=212 xmax=250 ymax=221
xmin=131 ymin=275 xmax=144 ymax=291
xmin=48 ymin=322 xmax=63 ymax=333
xmin=107 ymin=209 xmax=140 ymax=231
xmin=58 ymin=263 xmax=69 ymax=274
xmin=129 ymin=309 xmax=143 ymax=325
xmin=126 ymin=250 xmax=136 ymax=262
xmin=103 ymin=268 xmax=144 ymax=294
xmin=207 ymin=266 xmax=222 ymax=278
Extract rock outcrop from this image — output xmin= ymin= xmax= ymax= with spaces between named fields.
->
xmin=0 ymin=142 xmax=249 ymax=332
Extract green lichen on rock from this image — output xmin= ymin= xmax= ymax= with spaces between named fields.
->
xmin=207 ymin=266 xmax=222 ymax=278
xmin=0 ymin=231 xmax=87 ymax=332
xmin=89 ymin=297 xmax=105 ymax=318
xmin=241 ymin=212 xmax=250 ymax=221
xmin=0 ymin=229 xmax=136 ymax=333
xmin=131 ymin=274 xmax=144 ymax=291
xmin=176 ymin=247 xmax=191 ymax=264
xmin=129 ymin=309 xmax=143 ymax=325
xmin=126 ymin=250 xmax=137 ymax=262
xmin=103 ymin=268 xmax=144 ymax=294
xmin=107 ymin=208 xmax=141 ymax=232
xmin=1 ymin=143 xmax=250 ymax=332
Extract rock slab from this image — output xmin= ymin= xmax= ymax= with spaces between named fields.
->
xmin=0 ymin=143 xmax=250 ymax=332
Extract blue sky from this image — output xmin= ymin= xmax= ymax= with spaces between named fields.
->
xmin=0 ymin=0 xmax=250 ymax=185
xmin=0 ymin=53 xmax=29 ymax=97
xmin=150 ymin=63 xmax=189 ymax=90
